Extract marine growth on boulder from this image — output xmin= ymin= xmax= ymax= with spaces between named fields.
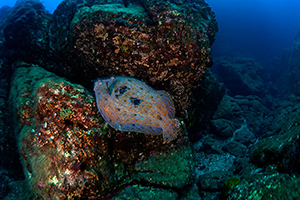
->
xmin=63 ymin=0 xmax=218 ymax=119
xmin=0 ymin=0 xmax=218 ymax=199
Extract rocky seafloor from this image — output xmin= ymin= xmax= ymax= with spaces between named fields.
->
xmin=0 ymin=0 xmax=300 ymax=199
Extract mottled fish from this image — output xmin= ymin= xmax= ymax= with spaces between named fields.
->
xmin=94 ymin=76 xmax=180 ymax=141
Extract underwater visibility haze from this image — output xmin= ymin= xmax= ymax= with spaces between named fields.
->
xmin=0 ymin=0 xmax=300 ymax=199
xmin=207 ymin=0 xmax=300 ymax=63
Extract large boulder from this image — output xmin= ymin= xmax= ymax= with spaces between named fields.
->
xmin=48 ymin=0 xmax=218 ymax=120
xmin=1 ymin=0 xmax=219 ymax=198
xmin=251 ymin=95 xmax=300 ymax=173
xmin=211 ymin=94 xmax=268 ymax=139
xmin=2 ymin=0 xmax=218 ymax=122
xmin=211 ymin=57 xmax=277 ymax=107
xmin=211 ymin=57 xmax=265 ymax=96
xmin=9 ymin=63 xmax=196 ymax=199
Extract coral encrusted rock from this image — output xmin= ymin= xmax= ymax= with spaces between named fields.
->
xmin=48 ymin=0 xmax=218 ymax=119
xmin=9 ymin=63 xmax=196 ymax=199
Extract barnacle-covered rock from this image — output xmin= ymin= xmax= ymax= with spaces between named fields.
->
xmin=49 ymin=0 xmax=217 ymax=120
xmin=9 ymin=63 xmax=196 ymax=199
xmin=1 ymin=0 xmax=218 ymax=127
xmin=9 ymin=64 xmax=109 ymax=199
xmin=2 ymin=0 xmax=217 ymax=198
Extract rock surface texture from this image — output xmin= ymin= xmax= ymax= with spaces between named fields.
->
xmin=0 ymin=0 xmax=219 ymax=198
xmin=6 ymin=1 xmax=300 ymax=200
xmin=9 ymin=64 xmax=196 ymax=199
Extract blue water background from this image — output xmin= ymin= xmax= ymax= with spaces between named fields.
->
xmin=206 ymin=0 xmax=300 ymax=65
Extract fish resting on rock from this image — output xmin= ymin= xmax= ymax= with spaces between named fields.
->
xmin=94 ymin=76 xmax=180 ymax=141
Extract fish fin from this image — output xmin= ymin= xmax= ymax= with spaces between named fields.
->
xmin=103 ymin=108 xmax=163 ymax=134
xmin=94 ymin=76 xmax=115 ymax=95
xmin=116 ymin=122 xmax=163 ymax=135
xmin=157 ymin=90 xmax=175 ymax=118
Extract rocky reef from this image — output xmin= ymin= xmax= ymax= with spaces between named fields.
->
xmin=2 ymin=0 xmax=300 ymax=199
xmin=0 ymin=0 xmax=217 ymax=199
xmin=211 ymin=57 xmax=278 ymax=107
xmin=192 ymin=33 xmax=300 ymax=198
xmin=2 ymin=0 xmax=218 ymax=121
xmin=51 ymin=0 xmax=217 ymax=120
xmin=8 ymin=63 xmax=196 ymax=199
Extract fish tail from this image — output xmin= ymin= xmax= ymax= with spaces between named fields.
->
xmin=162 ymin=119 xmax=181 ymax=142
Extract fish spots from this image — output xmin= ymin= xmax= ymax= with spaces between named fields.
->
xmin=157 ymin=115 xmax=163 ymax=120
xmin=130 ymin=97 xmax=142 ymax=106
xmin=94 ymin=76 xmax=180 ymax=141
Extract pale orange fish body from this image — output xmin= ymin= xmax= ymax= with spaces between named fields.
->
xmin=94 ymin=76 xmax=180 ymax=141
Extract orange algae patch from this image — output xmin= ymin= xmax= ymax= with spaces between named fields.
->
xmin=94 ymin=76 xmax=180 ymax=141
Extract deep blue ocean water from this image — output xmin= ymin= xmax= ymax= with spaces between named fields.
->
xmin=206 ymin=0 xmax=300 ymax=65
xmin=1 ymin=0 xmax=300 ymax=68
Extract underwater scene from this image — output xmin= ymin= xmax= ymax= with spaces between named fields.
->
xmin=0 ymin=0 xmax=300 ymax=199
